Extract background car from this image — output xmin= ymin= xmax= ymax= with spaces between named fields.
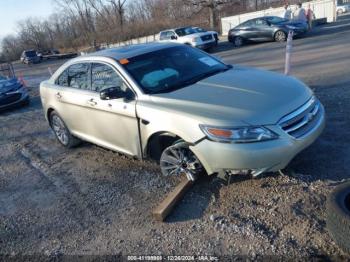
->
xmin=337 ymin=4 xmax=350 ymax=14
xmin=159 ymin=26 xmax=218 ymax=50
xmin=0 ymin=63 xmax=29 ymax=111
xmin=228 ymin=16 xmax=308 ymax=47
xmin=20 ymin=50 xmax=41 ymax=64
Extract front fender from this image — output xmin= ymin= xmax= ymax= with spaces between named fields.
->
xmin=136 ymin=102 xmax=206 ymax=155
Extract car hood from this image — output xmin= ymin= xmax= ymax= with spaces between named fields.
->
xmin=149 ymin=66 xmax=312 ymax=126
xmin=0 ymin=78 xmax=21 ymax=94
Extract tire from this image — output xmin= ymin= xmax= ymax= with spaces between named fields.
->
xmin=274 ymin=30 xmax=287 ymax=42
xmin=159 ymin=140 xmax=204 ymax=181
xmin=49 ymin=111 xmax=80 ymax=148
xmin=326 ymin=181 xmax=350 ymax=254
xmin=233 ymin=36 xmax=243 ymax=47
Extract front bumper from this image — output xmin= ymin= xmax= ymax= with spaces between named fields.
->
xmin=0 ymin=87 xmax=29 ymax=111
xmin=194 ymin=41 xmax=217 ymax=50
xmin=190 ymin=104 xmax=325 ymax=177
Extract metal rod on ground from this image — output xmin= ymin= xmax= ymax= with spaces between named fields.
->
xmin=152 ymin=178 xmax=194 ymax=222
xmin=284 ymin=30 xmax=293 ymax=76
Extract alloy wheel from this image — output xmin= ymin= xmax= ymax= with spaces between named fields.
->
xmin=51 ymin=115 xmax=69 ymax=145
xmin=160 ymin=142 xmax=203 ymax=181
xmin=275 ymin=31 xmax=287 ymax=42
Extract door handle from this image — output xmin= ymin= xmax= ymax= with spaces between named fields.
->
xmin=87 ymin=99 xmax=97 ymax=106
xmin=55 ymin=92 xmax=62 ymax=99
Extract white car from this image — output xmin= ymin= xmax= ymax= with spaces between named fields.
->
xmin=337 ymin=4 xmax=350 ymax=14
xmin=159 ymin=26 xmax=218 ymax=50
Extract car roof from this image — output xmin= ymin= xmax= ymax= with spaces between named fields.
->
xmin=86 ymin=42 xmax=180 ymax=60
xmin=161 ymin=26 xmax=194 ymax=32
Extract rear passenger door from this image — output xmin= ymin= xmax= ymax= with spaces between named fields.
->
xmin=53 ymin=62 xmax=95 ymax=136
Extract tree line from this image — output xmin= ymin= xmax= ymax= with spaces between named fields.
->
xmin=0 ymin=0 xmax=305 ymax=62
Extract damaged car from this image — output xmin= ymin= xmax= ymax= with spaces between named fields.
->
xmin=40 ymin=42 xmax=325 ymax=181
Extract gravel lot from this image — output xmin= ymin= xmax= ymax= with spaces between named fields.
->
xmin=1 ymin=15 xmax=350 ymax=260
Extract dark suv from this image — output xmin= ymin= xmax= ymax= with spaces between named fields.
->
xmin=20 ymin=50 xmax=41 ymax=64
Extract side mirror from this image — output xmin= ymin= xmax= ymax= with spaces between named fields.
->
xmin=170 ymin=35 xmax=177 ymax=40
xmin=100 ymin=86 xmax=125 ymax=100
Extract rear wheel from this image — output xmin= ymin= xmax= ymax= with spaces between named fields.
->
xmin=50 ymin=111 xmax=80 ymax=148
xmin=160 ymin=140 xmax=203 ymax=181
xmin=274 ymin=30 xmax=287 ymax=42
xmin=233 ymin=36 xmax=243 ymax=47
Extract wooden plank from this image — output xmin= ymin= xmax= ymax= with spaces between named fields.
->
xmin=153 ymin=178 xmax=194 ymax=222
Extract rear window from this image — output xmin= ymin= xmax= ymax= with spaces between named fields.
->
xmin=24 ymin=51 xmax=37 ymax=57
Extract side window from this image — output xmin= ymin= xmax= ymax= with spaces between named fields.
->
xmin=167 ymin=31 xmax=175 ymax=39
xmin=255 ymin=19 xmax=268 ymax=26
xmin=159 ymin=32 xmax=167 ymax=40
xmin=91 ymin=63 xmax=124 ymax=92
xmin=56 ymin=69 xmax=69 ymax=87
xmin=68 ymin=63 xmax=90 ymax=90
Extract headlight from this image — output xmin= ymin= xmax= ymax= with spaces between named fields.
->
xmin=192 ymin=37 xmax=201 ymax=43
xmin=199 ymin=125 xmax=279 ymax=143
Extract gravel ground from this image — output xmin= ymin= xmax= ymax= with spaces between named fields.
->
xmin=1 ymin=15 xmax=350 ymax=260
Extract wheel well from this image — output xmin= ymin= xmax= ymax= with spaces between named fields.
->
xmin=146 ymin=132 xmax=181 ymax=161
xmin=47 ymin=108 xmax=55 ymax=125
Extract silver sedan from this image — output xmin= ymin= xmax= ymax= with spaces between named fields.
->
xmin=40 ymin=42 xmax=325 ymax=181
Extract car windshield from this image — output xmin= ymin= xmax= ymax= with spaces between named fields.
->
xmin=24 ymin=50 xmax=37 ymax=57
xmin=192 ymin=27 xmax=206 ymax=33
xmin=121 ymin=46 xmax=230 ymax=94
xmin=267 ymin=17 xmax=289 ymax=24
xmin=175 ymin=27 xmax=198 ymax=36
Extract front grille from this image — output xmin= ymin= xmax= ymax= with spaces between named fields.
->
xmin=201 ymin=34 xmax=213 ymax=41
xmin=278 ymin=97 xmax=322 ymax=139
xmin=0 ymin=93 xmax=22 ymax=105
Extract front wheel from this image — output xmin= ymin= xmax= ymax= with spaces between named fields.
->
xmin=159 ymin=141 xmax=203 ymax=181
xmin=274 ymin=30 xmax=287 ymax=42
xmin=50 ymin=111 xmax=80 ymax=148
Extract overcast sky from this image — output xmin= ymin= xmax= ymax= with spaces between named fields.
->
xmin=0 ymin=0 xmax=55 ymax=39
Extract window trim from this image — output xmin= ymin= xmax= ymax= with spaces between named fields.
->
xmin=54 ymin=60 xmax=137 ymax=99
xmin=89 ymin=61 xmax=137 ymax=99
xmin=55 ymin=62 xmax=91 ymax=91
